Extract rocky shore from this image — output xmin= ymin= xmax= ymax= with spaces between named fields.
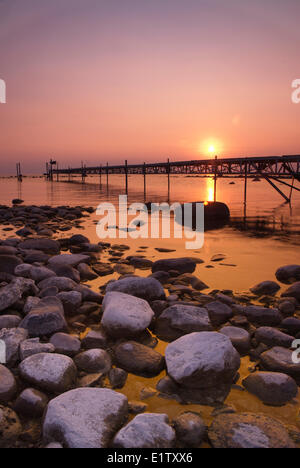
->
xmin=0 ymin=204 xmax=299 ymax=448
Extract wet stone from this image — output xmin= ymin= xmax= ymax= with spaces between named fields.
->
xmin=14 ymin=388 xmax=48 ymax=418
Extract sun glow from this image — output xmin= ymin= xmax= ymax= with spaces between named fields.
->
xmin=199 ymin=138 xmax=223 ymax=158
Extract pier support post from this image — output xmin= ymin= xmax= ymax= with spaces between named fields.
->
xmin=56 ymin=163 xmax=59 ymax=182
xmin=143 ymin=162 xmax=146 ymax=201
xmin=125 ymin=160 xmax=128 ymax=195
xmin=106 ymin=162 xmax=109 ymax=191
xmin=167 ymin=158 xmax=171 ymax=203
xmin=244 ymin=160 xmax=248 ymax=215
xmin=99 ymin=164 xmax=102 ymax=188
xmin=214 ymin=156 xmax=218 ymax=202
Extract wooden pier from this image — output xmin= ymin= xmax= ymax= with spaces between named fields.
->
xmin=48 ymin=154 xmax=300 ymax=204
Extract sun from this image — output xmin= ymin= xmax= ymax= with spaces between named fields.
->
xmin=208 ymin=145 xmax=216 ymax=154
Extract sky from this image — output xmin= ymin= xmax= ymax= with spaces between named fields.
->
xmin=0 ymin=0 xmax=300 ymax=174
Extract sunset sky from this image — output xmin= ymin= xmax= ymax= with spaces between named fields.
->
xmin=0 ymin=0 xmax=300 ymax=174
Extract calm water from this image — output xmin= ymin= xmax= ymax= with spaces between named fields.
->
xmin=1 ymin=175 xmax=300 ymax=438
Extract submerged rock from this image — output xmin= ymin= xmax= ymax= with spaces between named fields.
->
xmin=152 ymin=258 xmax=201 ymax=275
xmin=250 ymin=281 xmax=280 ymax=296
xmin=276 ymin=265 xmax=300 ymax=284
xmin=155 ymin=304 xmax=212 ymax=341
xmin=242 ymin=372 xmax=298 ymax=406
xmin=102 ymin=292 xmax=154 ymax=339
xmin=113 ymin=413 xmax=176 ymax=448
xmin=208 ymin=413 xmax=295 ymax=448
xmin=106 ymin=277 xmax=165 ymax=302
xmin=43 ymin=388 xmax=128 ymax=448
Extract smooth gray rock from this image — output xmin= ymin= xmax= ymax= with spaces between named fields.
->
xmin=165 ymin=332 xmax=240 ymax=389
xmin=113 ymin=413 xmax=176 ymax=448
xmin=102 ymin=292 xmax=154 ymax=338
xmin=0 ymin=255 xmax=23 ymax=275
xmin=49 ymin=264 xmax=81 ymax=283
xmin=20 ymin=296 xmax=67 ymax=337
xmin=260 ymin=347 xmax=300 ymax=384
xmin=75 ymin=284 xmax=103 ymax=303
xmin=152 ymin=258 xmax=200 ymax=274
xmin=48 ymin=254 xmax=90 ymax=268
xmin=14 ymin=388 xmax=48 ymax=418
xmin=81 ymin=329 xmax=109 ymax=350
xmin=19 ymin=353 xmax=77 ymax=393
xmin=0 ymin=315 xmax=21 ymax=329
xmin=57 ymin=291 xmax=82 ymax=315
xmin=23 ymin=296 xmax=41 ymax=314
xmin=0 ymin=277 xmax=37 ymax=312
xmin=242 ymin=372 xmax=298 ymax=406
xmin=250 ymin=281 xmax=280 ymax=296
xmin=244 ymin=306 xmax=282 ymax=326
xmin=38 ymin=276 xmax=77 ymax=292
xmin=109 ymin=368 xmax=128 ymax=389
xmin=155 ymin=305 xmax=212 ymax=341
xmin=74 ymin=349 xmax=112 ymax=374
xmin=276 ymin=265 xmax=300 ymax=284
xmin=43 ymin=388 xmax=128 ymax=448
xmin=208 ymin=413 xmax=295 ymax=448
xmin=220 ymin=326 xmax=251 ymax=355
xmin=255 ymin=327 xmax=294 ymax=349
xmin=15 ymin=264 xmax=56 ymax=282
xmin=0 ymin=365 xmax=17 ymax=403
xmin=50 ymin=333 xmax=81 ymax=357
xmin=205 ymin=301 xmax=233 ymax=326
xmin=115 ymin=341 xmax=165 ymax=377
xmin=106 ymin=277 xmax=165 ymax=302
xmin=0 ymin=327 xmax=28 ymax=366
xmin=282 ymin=282 xmax=300 ymax=302
xmin=281 ymin=317 xmax=300 ymax=335
xmin=173 ymin=412 xmax=207 ymax=447
xmin=19 ymin=338 xmax=55 ymax=360
xmin=19 ymin=239 xmax=60 ymax=254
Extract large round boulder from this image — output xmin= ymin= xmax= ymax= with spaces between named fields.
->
xmin=242 ymin=372 xmax=298 ymax=406
xmin=106 ymin=277 xmax=165 ymax=302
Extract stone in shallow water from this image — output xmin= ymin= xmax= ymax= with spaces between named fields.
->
xmin=244 ymin=306 xmax=282 ymax=326
xmin=20 ymin=296 xmax=67 ymax=338
xmin=106 ymin=276 xmax=165 ymax=302
xmin=19 ymin=238 xmax=60 ymax=255
xmin=208 ymin=413 xmax=295 ymax=448
xmin=81 ymin=329 xmax=109 ymax=350
xmin=47 ymin=254 xmax=90 ymax=268
xmin=14 ymin=388 xmax=48 ymax=418
xmin=114 ymin=341 xmax=165 ymax=377
xmin=282 ymin=282 xmax=300 ymax=302
xmin=19 ymin=353 xmax=77 ymax=394
xmin=155 ymin=304 xmax=213 ymax=342
xmin=113 ymin=413 xmax=176 ymax=448
xmin=165 ymin=332 xmax=240 ymax=405
xmin=260 ymin=347 xmax=300 ymax=384
xmin=50 ymin=332 xmax=81 ymax=357
xmin=152 ymin=258 xmax=200 ymax=275
xmin=0 ymin=364 xmax=17 ymax=404
xmin=74 ymin=349 xmax=112 ymax=374
xmin=255 ymin=327 xmax=294 ymax=349
xmin=101 ymin=292 xmax=154 ymax=339
xmin=173 ymin=412 xmax=207 ymax=448
xmin=220 ymin=326 xmax=251 ymax=355
xmin=276 ymin=265 xmax=300 ymax=284
xmin=38 ymin=276 xmax=77 ymax=292
xmin=250 ymin=281 xmax=280 ymax=296
xmin=43 ymin=388 xmax=128 ymax=448
xmin=109 ymin=368 xmax=128 ymax=389
xmin=205 ymin=301 xmax=233 ymax=327
xmin=242 ymin=372 xmax=298 ymax=406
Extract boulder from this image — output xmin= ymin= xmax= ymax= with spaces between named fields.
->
xmin=114 ymin=341 xmax=165 ymax=377
xmin=57 ymin=291 xmax=82 ymax=315
xmin=155 ymin=305 xmax=212 ymax=341
xmin=244 ymin=306 xmax=282 ymax=326
xmin=109 ymin=368 xmax=128 ymax=389
xmin=14 ymin=388 xmax=48 ymax=418
xmin=20 ymin=338 xmax=55 ymax=360
xmin=281 ymin=317 xmax=300 ymax=335
xmin=276 ymin=265 xmax=300 ymax=284
xmin=19 ymin=353 xmax=77 ymax=393
xmin=250 ymin=281 xmax=280 ymax=296
xmin=106 ymin=277 xmax=165 ymax=302
xmin=173 ymin=412 xmax=207 ymax=447
xmin=0 ymin=327 xmax=28 ymax=366
xmin=102 ymin=292 xmax=154 ymax=339
xmin=43 ymin=388 xmax=128 ymax=448
xmin=255 ymin=327 xmax=294 ymax=349
xmin=205 ymin=301 xmax=233 ymax=326
xmin=165 ymin=332 xmax=240 ymax=405
xmin=0 ymin=315 xmax=21 ymax=329
xmin=113 ymin=413 xmax=176 ymax=448
xmin=20 ymin=296 xmax=67 ymax=337
xmin=38 ymin=276 xmax=77 ymax=292
xmin=282 ymin=282 xmax=300 ymax=302
xmin=0 ymin=278 xmax=37 ymax=312
xmin=19 ymin=239 xmax=60 ymax=255
xmin=48 ymin=264 xmax=80 ymax=283
xmin=74 ymin=349 xmax=112 ymax=374
xmin=15 ymin=264 xmax=56 ymax=282
xmin=0 ymin=255 xmax=23 ymax=275
xmin=220 ymin=326 xmax=251 ymax=355
xmin=260 ymin=347 xmax=300 ymax=384
xmin=0 ymin=365 xmax=17 ymax=403
xmin=48 ymin=254 xmax=90 ymax=268
xmin=50 ymin=333 xmax=81 ymax=357
xmin=152 ymin=258 xmax=200 ymax=274
xmin=77 ymin=263 xmax=98 ymax=281
xmin=242 ymin=372 xmax=298 ymax=406
xmin=208 ymin=413 xmax=295 ymax=448
xmin=81 ymin=329 xmax=109 ymax=350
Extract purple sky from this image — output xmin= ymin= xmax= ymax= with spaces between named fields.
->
xmin=0 ymin=0 xmax=300 ymax=174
